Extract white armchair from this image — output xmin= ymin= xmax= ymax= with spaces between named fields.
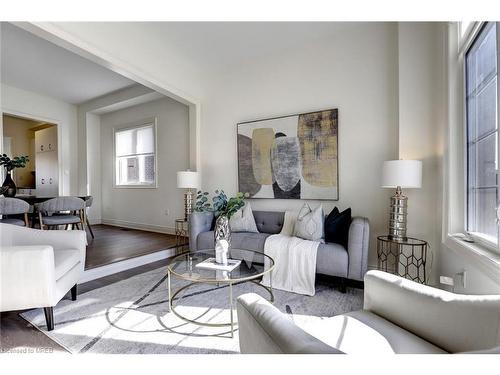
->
xmin=237 ymin=270 xmax=500 ymax=354
xmin=0 ymin=223 xmax=86 ymax=331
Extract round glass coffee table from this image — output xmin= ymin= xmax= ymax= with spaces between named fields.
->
xmin=167 ymin=248 xmax=275 ymax=337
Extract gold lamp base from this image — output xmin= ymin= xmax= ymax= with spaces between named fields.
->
xmin=388 ymin=186 xmax=408 ymax=242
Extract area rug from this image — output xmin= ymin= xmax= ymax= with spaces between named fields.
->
xmin=21 ymin=266 xmax=363 ymax=354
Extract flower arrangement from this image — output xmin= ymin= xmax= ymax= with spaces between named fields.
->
xmin=194 ymin=190 xmax=247 ymax=219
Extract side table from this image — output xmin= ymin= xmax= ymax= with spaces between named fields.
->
xmin=174 ymin=219 xmax=189 ymax=254
xmin=377 ymin=236 xmax=427 ymax=284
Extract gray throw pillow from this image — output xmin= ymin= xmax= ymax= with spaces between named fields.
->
xmin=293 ymin=203 xmax=324 ymax=241
xmin=229 ymin=202 xmax=259 ymax=233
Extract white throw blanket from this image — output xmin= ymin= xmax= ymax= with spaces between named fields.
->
xmin=261 ymin=231 xmax=319 ymax=296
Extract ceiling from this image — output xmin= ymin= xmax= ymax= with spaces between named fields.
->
xmin=1 ymin=22 xmax=136 ymax=104
xmin=129 ymin=22 xmax=355 ymax=75
xmin=1 ymin=22 xmax=359 ymax=104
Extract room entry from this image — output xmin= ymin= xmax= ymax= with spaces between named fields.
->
xmin=2 ymin=113 xmax=59 ymax=196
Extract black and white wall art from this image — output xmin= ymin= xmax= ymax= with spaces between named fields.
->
xmin=237 ymin=109 xmax=339 ymax=200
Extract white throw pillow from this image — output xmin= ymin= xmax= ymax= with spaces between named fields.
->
xmin=229 ymin=202 xmax=259 ymax=233
xmin=293 ymin=203 xmax=324 ymax=241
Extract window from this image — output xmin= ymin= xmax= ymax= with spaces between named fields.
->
xmin=114 ymin=120 xmax=156 ymax=187
xmin=465 ymin=22 xmax=499 ymax=246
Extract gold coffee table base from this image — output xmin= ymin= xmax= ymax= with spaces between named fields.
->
xmin=167 ymin=271 xmax=274 ymax=338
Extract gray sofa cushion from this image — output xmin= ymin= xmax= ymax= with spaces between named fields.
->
xmin=197 ymin=231 xmax=271 ymax=253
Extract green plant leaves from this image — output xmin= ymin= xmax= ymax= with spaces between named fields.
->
xmin=193 ymin=189 xmax=246 ymax=218
xmin=0 ymin=154 xmax=29 ymax=172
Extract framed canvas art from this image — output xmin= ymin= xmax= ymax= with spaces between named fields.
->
xmin=237 ymin=108 xmax=338 ymax=200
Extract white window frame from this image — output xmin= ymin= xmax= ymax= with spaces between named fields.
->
xmin=463 ymin=22 xmax=500 ymax=253
xmin=443 ymin=22 xmax=500 ymax=282
xmin=113 ymin=117 xmax=158 ymax=189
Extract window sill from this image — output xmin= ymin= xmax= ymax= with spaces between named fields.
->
xmin=444 ymin=235 xmax=500 ymax=284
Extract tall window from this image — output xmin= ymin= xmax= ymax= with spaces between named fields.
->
xmin=114 ymin=121 xmax=156 ymax=187
xmin=466 ymin=22 xmax=499 ymax=246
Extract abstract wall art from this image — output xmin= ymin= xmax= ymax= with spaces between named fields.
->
xmin=237 ymin=109 xmax=338 ymax=200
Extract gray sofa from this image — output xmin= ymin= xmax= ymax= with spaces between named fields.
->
xmin=236 ymin=271 xmax=500 ymax=354
xmin=189 ymin=210 xmax=370 ymax=285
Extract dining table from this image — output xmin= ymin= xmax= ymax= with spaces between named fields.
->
xmin=14 ymin=195 xmax=91 ymax=228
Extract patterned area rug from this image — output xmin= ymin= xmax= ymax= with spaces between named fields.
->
xmin=21 ymin=267 xmax=363 ymax=354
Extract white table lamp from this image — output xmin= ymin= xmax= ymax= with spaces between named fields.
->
xmin=177 ymin=170 xmax=200 ymax=221
xmin=382 ymin=160 xmax=422 ymax=241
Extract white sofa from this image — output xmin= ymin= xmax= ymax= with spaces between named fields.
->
xmin=0 ymin=223 xmax=86 ymax=331
xmin=236 ymin=270 xmax=500 ymax=354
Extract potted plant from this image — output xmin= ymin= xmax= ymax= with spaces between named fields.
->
xmin=0 ymin=154 xmax=29 ymax=197
xmin=194 ymin=190 xmax=246 ymax=263
xmin=212 ymin=190 xmax=246 ymax=244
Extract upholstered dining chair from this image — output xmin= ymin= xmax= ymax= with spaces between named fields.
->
xmin=36 ymin=197 xmax=85 ymax=230
xmin=84 ymin=196 xmax=94 ymax=239
xmin=0 ymin=197 xmax=30 ymax=226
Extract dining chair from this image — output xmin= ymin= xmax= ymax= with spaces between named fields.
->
xmin=36 ymin=196 xmax=85 ymax=230
xmin=0 ymin=197 xmax=30 ymax=226
xmin=84 ymin=196 xmax=95 ymax=239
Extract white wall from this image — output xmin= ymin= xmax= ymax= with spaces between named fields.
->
xmin=77 ymin=84 xmax=159 ymax=196
xmin=199 ymin=23 xmax=399 ymax=269
xmin=1 ymin=83 xmax=78 ymax=195
xmin=397 ymin=23 xmax=447 ymax=284
xmin=26 ymin=21 xmax=500 ymax=292
xmin=80 ymin=85 xmax=171 ymax=224
xmin=439 ymin=245 xmax=500 ymax=294
xmin=100 ymin=97 xmax=189 ymax=233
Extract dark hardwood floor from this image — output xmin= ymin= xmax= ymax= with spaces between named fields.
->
xmin=0 ymin=259 xmax=168 ymax=354
xmin=85 ymin=224 xmax=182 ymax=269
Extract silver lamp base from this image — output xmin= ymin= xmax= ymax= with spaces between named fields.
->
xmin=388 ymin=186 xmax=408 ymax=242
xmin=183 ymin=189 xmax=194 ymax=221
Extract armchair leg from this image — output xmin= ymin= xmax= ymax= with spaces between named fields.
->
xmin=71 ymin=284 xmax=77 ymax=301
xmin=86 ymin=217 xmax=95 ymax=239
xmin=44 ymin=307 xmax=54 ymax=331
xmin=340 ymin=278 xmax=347 ymax=294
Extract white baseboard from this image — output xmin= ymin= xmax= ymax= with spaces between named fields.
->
xmin=80 ymin=248 xmax=176 ymax=283
xmin=101 ymin=218 xmax=176 ymax=235
xmin=88 ymin=218 xmax=102 ymax=225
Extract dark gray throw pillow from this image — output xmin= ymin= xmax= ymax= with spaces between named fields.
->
xmin=324 ymin=207 xmax=352 ymax=248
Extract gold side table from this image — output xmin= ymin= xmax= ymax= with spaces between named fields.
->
xmin=174 ymin=219 xmax=189 ymax=254
xmin=377 ymin=236 xmax=427 ymax=284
